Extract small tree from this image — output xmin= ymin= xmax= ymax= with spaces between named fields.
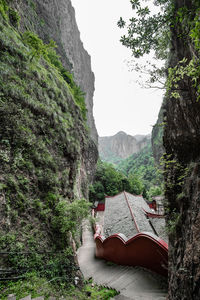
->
xmin=22 ymin=31 xmax=55 ymax=61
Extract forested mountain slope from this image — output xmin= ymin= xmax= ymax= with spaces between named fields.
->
xmin=94 ymin=135 xmax=162 ymax=202
xmin=99 ymin=131 xmax=150 ymax=164
xmin=117 ymin=142 xmax=162 ymax=194
xmin=89 ymin=160 xmax=144 ymax=203
xmin=89 ymin=142 xmax=163 ymax=204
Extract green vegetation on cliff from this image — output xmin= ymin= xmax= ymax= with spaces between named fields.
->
xmin=0 ymin=0 xmax=93 ymax=294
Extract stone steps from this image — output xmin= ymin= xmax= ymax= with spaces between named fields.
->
xmin=77 ymin=220 xmax=168 ymax=300
xmin=111 ymin=293 xmax=166 ymax=300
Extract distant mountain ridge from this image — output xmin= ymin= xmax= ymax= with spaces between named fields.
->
xmin=99 ymin=131 xmax=151 ymax=164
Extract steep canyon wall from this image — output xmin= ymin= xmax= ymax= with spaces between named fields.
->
xmin=11 ymin=0 xmax=98 ymax=144
xmin=162 ymin=0 xmax=200 ymax=299
xmin=0 ymin=0 xmax=98 ymax=283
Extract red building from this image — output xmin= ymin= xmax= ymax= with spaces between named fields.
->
xmin=93 ymin=191 xmax=168 ymax=277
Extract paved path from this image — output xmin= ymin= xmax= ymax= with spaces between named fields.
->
xmin=77 ymin=220 xmax=167 ymax=300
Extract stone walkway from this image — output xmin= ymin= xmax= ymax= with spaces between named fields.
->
xmin=77 ymin=220 xmax=167 ymax=300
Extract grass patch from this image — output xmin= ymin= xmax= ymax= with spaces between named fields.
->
xmin=0 ymin=274 xmax=119 ymax=299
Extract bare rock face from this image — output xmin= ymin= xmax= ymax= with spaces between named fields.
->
xmin=39 ymin=0 xmax=98 ymax=143
xmin=99 ymin=131 xmax=150 ymax=163
xmin=163 ymin=1 xmax=200 ymax=299
xmin=151 ymin=99 xmax=165 ymax=167
xmin=12 ymin=0 xmax=98 ymax=144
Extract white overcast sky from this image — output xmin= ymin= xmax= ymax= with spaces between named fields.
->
xmin=71 ymin=0 xmax=164 ymax=137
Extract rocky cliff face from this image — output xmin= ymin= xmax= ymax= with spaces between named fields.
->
xmin=9 ymin=0 xmax=99 ymax=193
xmin=151 ymin=99 xmax=165 ymax=167
xmin=0 ymin=0 xmax=98 ymax=286
xmin=11 ymin=0 xmax=98 ymax=144
xmin=163 ymin=1 xmax=200 ymax=299
xmin=99 ymin=131 xmax=150 ymax=164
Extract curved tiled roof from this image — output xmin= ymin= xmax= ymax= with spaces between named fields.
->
xmin=95 ymin=191 xmax=168 ymax=276
xmin=104 ymin=191 xmax=155 ymax=238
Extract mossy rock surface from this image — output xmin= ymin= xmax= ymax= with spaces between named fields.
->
xmin=0 ymin=3 xmax=96 ymax=284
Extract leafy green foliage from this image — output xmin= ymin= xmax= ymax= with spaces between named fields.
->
xmin=0 ymin=0 xmax=9 ymax=20
xmin=117 ymin=0 xmax=172 ymax=59
xmin=190 ymin=9 xmax=200 ymax=52
xmin=22 ymin=31 xmax=56 ymax=62
xmin=52 ymin=198 xmax=91 ymax=236
xmin=118 ymin=0 xmax=199 ymax=59
xmin=167 ymin=3 xmax=200 ymax=101
xmin=47 ymin=43 xmax=87 ymax=120
xmin=147 ymin=185 xmax=162 ymax=200
xmin=94 ymin=143 xmax=163 ymax=201
xmin=166 ymin=57 xmax=200 ymax=100
xmin=118 ymin=0 xmax=200 ymax=99
xmin=165 ymin=209 xmax=180 ymax=234
xmin=8 ymin=6 xmax=20 ymax=27
xmin=160 ymin=154 xmax=189 ymax=190
xmin=0 ymin=0 xmax=20 ymax=27
xmin=89 ymin=160 xmax=144 ymax=202
xmin=22 ymin=31 xmax=87 ymax=120
xmin=117 ymin=143 xmax=163 ymax=197
xmin=84 ymin=284 xmax=118 ymax=299
xmin=166 ymin=2 xmax=200 ymax=99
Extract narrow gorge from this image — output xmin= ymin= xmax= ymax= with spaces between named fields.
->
xmin=1 ymin=0 xmax=200 ymax=299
